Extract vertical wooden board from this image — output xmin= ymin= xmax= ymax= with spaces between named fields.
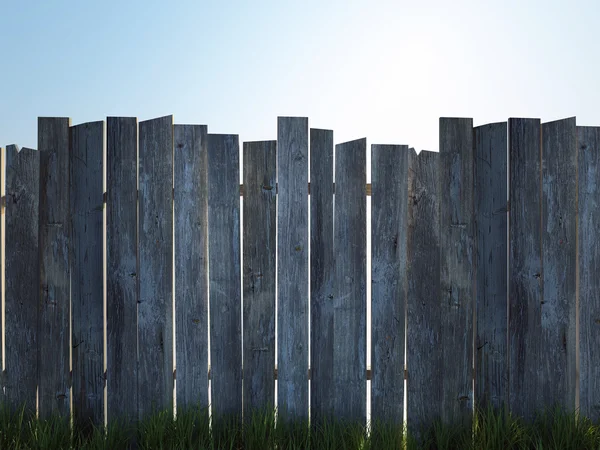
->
xmin=4 ymin=145 xmax=40 ymax=413
xmin=310 ymin=129 xmax=334 ymax=422
xmin=106 ymin=117 xmax=138 ymax=422
xmin=277 ymin=117 xmax=309 ymax=419
xmin=541 ymin=118 xmax=577 ymax=412
xmin=70 ymin=121 xmax=105 ymax=426
xmin=242 ymin=140 xmax=276 ymax=414
xmin=406 ymin=149 xmax=442 ymax=435
xmin=508 ymin=118 xmax=542 ymax=420
xmin=138 ymin=115 xmax=174 ymax=419
xmin=474 ymin=123 xmax=508 ymax=409
xmin=578 ymin=126 xmax=600 ymax=421
xmin=174 ymin=125 xmax=209 ymax=411
xmin=333 ymin=138 xmax=366 ymax=422
xmin=439 ymin=118 xmax=474 ymax=425
xmin=38 ymin=117 xmax=71 ymax=418
xmin=370 ymin=144 xmax=408 ymax=425
xmin=208 ymin=134 xmax=242 ymax=420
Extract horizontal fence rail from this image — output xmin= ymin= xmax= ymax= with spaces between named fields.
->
xmin=1 ymin=115 xmax=598 ymax=431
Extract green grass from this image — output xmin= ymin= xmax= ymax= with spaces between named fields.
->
xmin=0 ymin=402 xmax=599 ymax=449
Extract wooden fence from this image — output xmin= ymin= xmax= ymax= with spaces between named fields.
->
xmin=1 ymin=116 xmax=599 ymax=433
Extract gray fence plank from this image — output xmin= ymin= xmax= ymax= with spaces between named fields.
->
xmin=508 ymin=118 xmax=542 ymax=419
xmin=371 ymin=144 xmax=408 ymax=425
xmin=406 ymin=149 xmax=441 ymax=436
xmin=208 ymin=134 xmax=242 ymax=420
xmin=541 ymin=118 xmax=577 ymax=412
xmin=174 ymin=125 xmax=209 ymax=411
xmin=277 ymin=117 xmax=309 ymax=420
xmin=70 ymin=121 xmax=105 ymax=427
xmin=38 ymin=117 xmax=71 ymax=418
xmin=474 ymin=122 xmax=508 ymax=410
xmin=578 ymin=126 xmax=600 ymax=422
xmin=4 ymin=145 xmax=40 ymax=413
xmin=242 ymin=140 xmax=276 ymax=414
xmin=310 ymin=128 xmax=334 ymax=422
xmin=333 ymin=138 xmax=366 ymax=422
xmin=106 ymin=117 xmax=138 ymax=422
xmin=439 ymin=118 xmax=474 ymax=425
xmin=138 ymin=115 xmax=174 ymax=419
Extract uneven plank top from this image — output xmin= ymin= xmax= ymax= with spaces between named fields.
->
xmin=333 ymin=138 xmax=366 ymax=422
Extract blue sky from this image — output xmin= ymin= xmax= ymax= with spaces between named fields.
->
xmin=2 ymin=0 xmax=599 ymax=152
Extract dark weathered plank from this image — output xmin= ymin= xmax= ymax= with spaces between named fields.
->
xmin=439 ymin=118 xmax=474 ymax=425
xmin=578 ymin=126 xmax=600 ymax=421
xmin=277 ymin=117 xmax=309 ymax=420
xmin=106 ymin=117 xmax=138 ymax=422
xmin=370 ymin=144 xmax=408 ymax=425
xmin=4 ymin=145 xmax=40 ymax=413
xmin=138 ymin=115 xmax=174 ymax=419
xmin=174 ymin=125 xmax=209 ymax=411
xmin=38 ymin=117 xmax=71 ymax=418
xmin=208 ymin=134 xmax=242 ymax=420
xmin=508 ymin=118 xmax=543 ymax=419
xmin=474 ymin=123 xmax=508 ymax=409
xmin=242 ymin=140 xmax=276 ymax=414
xmin=309 ymin=128 xmax=334 ymax=422
xmin=333 ymin=138 xmax=366 ymax=422
xmin=70 ymin=121 xmax=105 ymax=426
xmin=541 ymin=118 xmax=577 ymax=412
xmin=406 ymin=149 xmax=441 ymax=436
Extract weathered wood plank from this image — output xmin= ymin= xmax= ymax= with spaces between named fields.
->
xmin=106 ymin=117 xmax=138 ymax=422
xmin=309 ymin=128 xmax=334 ymax=422
xmin=508 ymin=118 xmax=543 ymax=420
xmin=70 ymin=121 xmax=105 ymax=427
xmin=439 ymin=118 xmax=474 ymax=425
xmin=578 ymin=126 xmax=600 ymax=422
xmin=38 ymin=117 xmax=71 ymax=418
xmin=208 ymin=134 xmax=242 ymax=420
xmin=4 ymin=145 xmax=40 ymax=413
xmin=277 ymin=117 xmax=309 ymax=420
xmin=333 ymin=138 xmax=366 ymax=422
xmin=242 ymin=140 xmax=276 ymax=414
xmin=370 ymin=144 xmax=408 ymax=425
xmin=406 ymin=149 xmax=442 ymax=436
xmin=174 ymin=125 xmax=209 ymax=411
xmin=541 ymin=117 xmax=577 ymax=412
xmin=474 ymin=123 xmax=508 ymax=410
xmin=138 ymin=115 xmax=174 ymax=419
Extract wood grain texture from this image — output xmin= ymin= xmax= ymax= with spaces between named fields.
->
xmin=474 ymin=123 xmax=508 ymax=409
xmin=38 ymin=117 xmax=72 ymax=418
xmin=277 ymin=117 xmax=309 ymax=419
xmin=333 ymin=138 xmax=366 ymax=422
xmin=106 ymin=117 xmax=138 ymax=422
xmin=370 ymin=144 xmax=408 ymax=425
xmin=242 ymin=140 xmax=276 ymax=414
xmin=406 ymin=149 xmax=441 ymax=436
xmin=541 ymin=118 xmax=577 ymax=412
xmin=439 ymin=118 xmax=474 ymax=425
xmin=138 ymin=115 xmax=174 ymax=419
xmin=174 ymin=125 xmax=209 ymax=410
xmin=508 ymin=118 xmax=543 ymax=420
xmin=4 ymin=145 xmax=40 ymax=413
xmin=208 ymin=134 xmax=242 ymax=420
xmin=309 ymin=129 xmax=334 ymax=422
xmin=70 ymin=121 xmax=105 ymax=426
xmin=578 ymin=126 xmax=600 ymax=421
